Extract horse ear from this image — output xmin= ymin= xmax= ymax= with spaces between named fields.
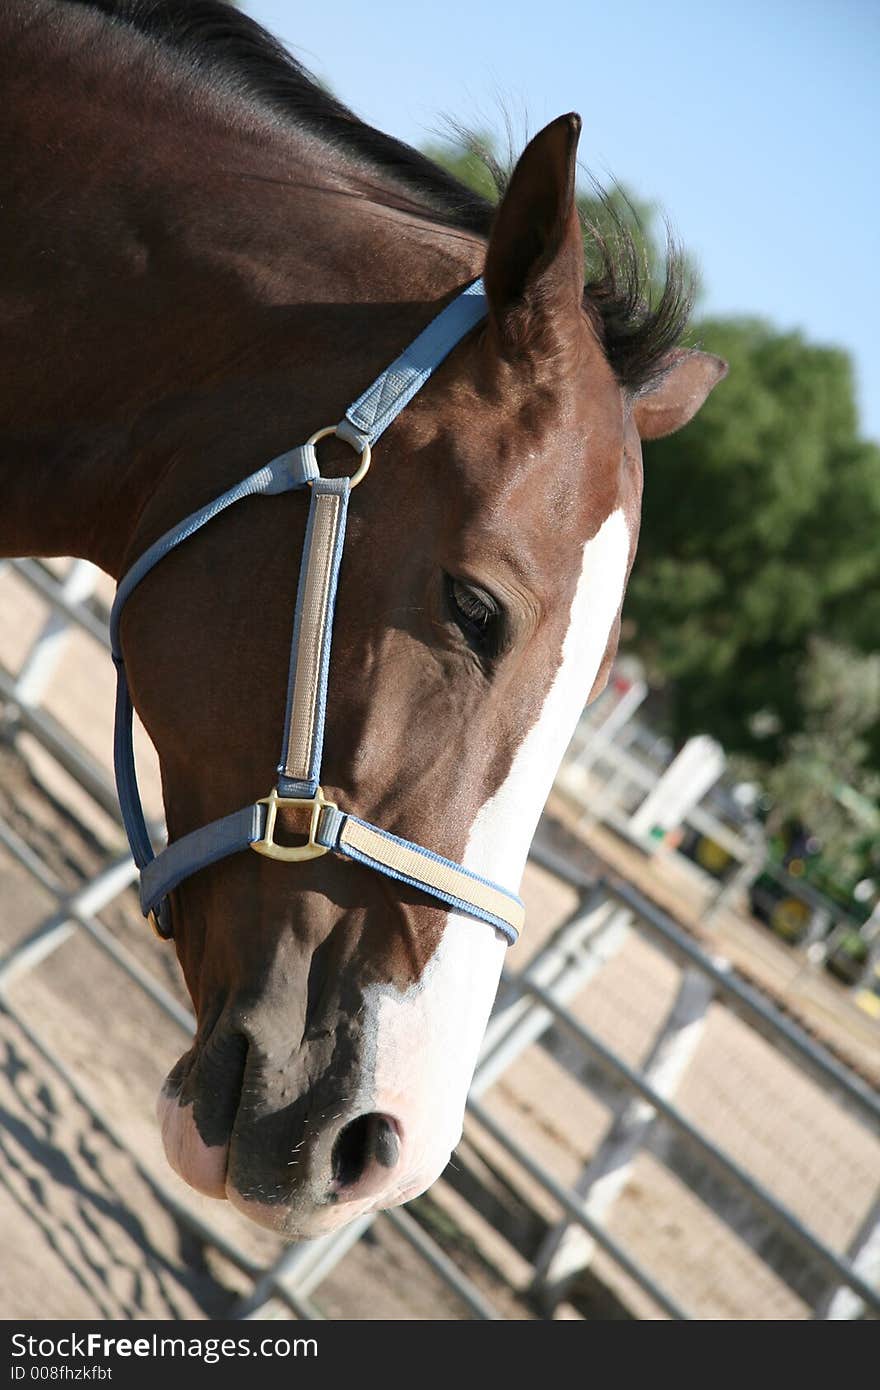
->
xmin=483 ymin=114 xmax=584 ymax=350
xmin=633 ymin=350 xmax=728 ymax=439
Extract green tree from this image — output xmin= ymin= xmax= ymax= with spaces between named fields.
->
xmin=628 ymin=317 xmax=880 ymax=762
xmin=420 ymin=134 xmax=503 ymax=204
xmin=738 ymin=638 xmax=880 ymax=874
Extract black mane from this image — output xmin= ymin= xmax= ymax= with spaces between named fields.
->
xmin=59 ymin=0 xmax=692 ymax=390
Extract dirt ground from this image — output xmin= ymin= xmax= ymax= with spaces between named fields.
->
xmin=0 ymin=560 xmax=878 ymax=1320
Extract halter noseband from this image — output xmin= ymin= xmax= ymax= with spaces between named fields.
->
xmin=110 ymin=279 xmax=524 ymax=945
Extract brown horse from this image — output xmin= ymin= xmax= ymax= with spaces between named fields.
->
xmin=0 ymin=0 xmax=725 ymax=1238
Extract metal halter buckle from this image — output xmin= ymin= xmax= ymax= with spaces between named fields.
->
xmin=251 ymin=786 xmax=336 ymax=862
xmin=307 ymin=425 xmax=371 ymax=489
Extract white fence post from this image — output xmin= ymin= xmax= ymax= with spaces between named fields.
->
xmin=12 ymin=560 xmax=100 ymax=707
xmin=530 ymin=963 xmax=719 ymax=1311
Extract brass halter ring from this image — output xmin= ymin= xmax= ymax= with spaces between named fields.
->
xmin=147 ymin=908 xmax=166 ymax=940
xmin=307 ymin=425 xmax=371 ymax=489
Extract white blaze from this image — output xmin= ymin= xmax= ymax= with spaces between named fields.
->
xmin=464 ymin=507 xmax=632 ymax=886
xmin=365 ymin=509 xmax=632 ymax=1194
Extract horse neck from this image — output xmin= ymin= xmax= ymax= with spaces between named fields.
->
xmin=0 ymin=12 xmax=483 ymax=575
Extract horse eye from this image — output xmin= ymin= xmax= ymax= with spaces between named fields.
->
xmin=444 ymin=574 xmax=502 ymax=652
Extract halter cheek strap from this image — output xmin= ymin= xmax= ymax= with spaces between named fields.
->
xmin=111 ymin=280 xmax=524 ymax=946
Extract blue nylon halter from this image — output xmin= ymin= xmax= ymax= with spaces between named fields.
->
xmin=110 ymin=280 xmax=524 ymax=944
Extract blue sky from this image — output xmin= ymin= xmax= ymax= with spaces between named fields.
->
xmin=246 ymin=1 xmax=879 ymax=441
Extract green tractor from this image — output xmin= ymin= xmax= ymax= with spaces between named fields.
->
xmin=748 ymin=823 xmax=878 ymax=983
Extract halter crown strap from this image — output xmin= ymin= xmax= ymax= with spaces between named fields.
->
xmin=335 ymin=279 xmax=488 ymax=451
xmin=112 ymin=278 xmax=523 ymax=945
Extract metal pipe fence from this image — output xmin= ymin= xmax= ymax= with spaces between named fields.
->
xmin=529 ymin=841 xmax=880 ymax=1131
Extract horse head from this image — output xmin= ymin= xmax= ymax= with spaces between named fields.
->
xmin=112 ymin=115 xmax=723 ymax=1237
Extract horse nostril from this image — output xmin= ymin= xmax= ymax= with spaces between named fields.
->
xmin=371 ymin=1114 xmax=401 ymax=1169
xmin=331 ymin=1112 xmax=401 ymax=1190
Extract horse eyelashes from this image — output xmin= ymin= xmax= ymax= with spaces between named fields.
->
xmin=444 ymin=574 xmax=505 ymax=657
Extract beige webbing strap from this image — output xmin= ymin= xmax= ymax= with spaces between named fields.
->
xmin=282 ymin=486 xmax=346 ymax=784
xmin=338 ymin=818 xmax=525 ymax=937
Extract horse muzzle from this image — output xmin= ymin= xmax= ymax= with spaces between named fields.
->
xmin=156 ymin=1045 xmax=450 ymax=1238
